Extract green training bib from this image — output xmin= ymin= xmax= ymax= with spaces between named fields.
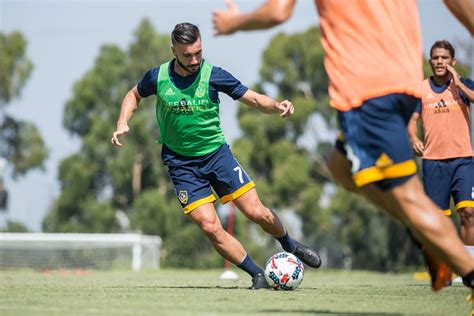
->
xmin=155 ymin=60 xmax=226 ymax=156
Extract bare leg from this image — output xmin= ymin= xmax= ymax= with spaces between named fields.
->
xmin=233 ymin=188 xmax=322 ymax=268
xmin=387 ymin=176 xmax=474 ymax=275
xmin=233 ymin=188 xmax=286 ymax=238
xmin=459 ymin=207 xmax=474 ymax=246
xmin=327 ymin=148 xmax=404 ymax=222
xmin=326 ymin=148 xmax=474 ymax=276
xmin=187 ymin=203 xmax=246 ymax=264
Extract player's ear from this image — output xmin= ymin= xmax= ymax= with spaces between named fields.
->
xmin=171 ymin=46 xmax=176 ymax=57
xmin=452 ymin=58 xmax=457 ymax=66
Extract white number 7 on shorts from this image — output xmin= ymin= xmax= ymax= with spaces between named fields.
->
xmin=234 ymin=166 xmax=244 ymax=184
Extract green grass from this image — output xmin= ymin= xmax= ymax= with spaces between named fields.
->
xmin=0 ymin=269 xmax=471 ymax=316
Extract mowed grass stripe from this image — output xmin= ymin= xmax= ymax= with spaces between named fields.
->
xmin=0 ymin=269 xmax=470 ymax=316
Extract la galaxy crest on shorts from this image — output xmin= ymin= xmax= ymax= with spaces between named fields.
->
xmin=163 ymin=144 xmax=255 ymax=213
xmin=178 ymin=189 xmax=189 ymax=204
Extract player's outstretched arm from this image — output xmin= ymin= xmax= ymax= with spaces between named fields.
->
xmin=111 ymin=85 xmax=142 ymax=147
xmin=212 ymin=0 xmax=295 ymax=35
xmin=239 ymin=89 xmax=294 ymax=117
xmin=443 ymin=0 xmax=474 ymax=35
xmin=407 ymin=112 xmax=424 ymax=156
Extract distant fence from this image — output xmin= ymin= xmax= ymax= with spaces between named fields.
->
xmin=0 ymin=233 xmax=162 ymax=271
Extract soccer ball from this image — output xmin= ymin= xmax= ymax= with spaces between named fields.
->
xmin=264 ymin=252 xmax=304 ymax=290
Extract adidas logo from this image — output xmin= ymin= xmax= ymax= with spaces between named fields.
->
xmin=165 ymin=88 xmax=175 ymax=96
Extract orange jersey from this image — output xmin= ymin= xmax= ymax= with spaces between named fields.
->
xmin=421 ymin=79 xmax=473 ymax=160
xmin=315 ymin=0 xmax=423 ymax=111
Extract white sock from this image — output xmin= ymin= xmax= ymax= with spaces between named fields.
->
xmin=465 ymin=245 xmax=474 ymax=257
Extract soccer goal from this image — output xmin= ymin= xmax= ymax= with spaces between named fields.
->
xmin=0 ymin=233 xmax=162 ymax=271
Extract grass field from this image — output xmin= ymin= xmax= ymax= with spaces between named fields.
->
xmin=0 ymin=269 xmax=472 ymax=316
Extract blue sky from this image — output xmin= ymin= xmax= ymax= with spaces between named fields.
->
xmin=0 ymin=0 xmax=472 ymax=231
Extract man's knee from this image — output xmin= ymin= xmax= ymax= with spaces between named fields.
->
xmin=245 ymin=204 xmax=272 ymax=224
xmin=235 ymin=191 xmax=273 ymax=223
xmin=197 ymin=216 xmax=224 ymax=238
xmin=391 ymin=176 xmax=425 ymax=208
xmin=459 ymin=207 xmax=474 ymax=227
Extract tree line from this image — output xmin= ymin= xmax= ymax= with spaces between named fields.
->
xmin=1 ymin=20 xmax=469 ymax=271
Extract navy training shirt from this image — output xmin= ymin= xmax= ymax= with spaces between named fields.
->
xmin=137 ymin=59 xmax=248 ymax=103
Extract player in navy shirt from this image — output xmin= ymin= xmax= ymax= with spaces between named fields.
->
xmin=137 ymin=60 xmax=248 ymax=102
xmin=112 ymin=23 xmax=322 ymax=290
xmin=408 ymin=40 xmax=474 ymax=288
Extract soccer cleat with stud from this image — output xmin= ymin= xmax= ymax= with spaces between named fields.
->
xmin=292 ymin=242 xmax=322 ymax=268
xmin=462 ymin=270 xmax=474 ymax=289
xmin=249 ymin=273 xmax=270 ymax=290
xmin=421 ymin=247 xmax=452 ymax=291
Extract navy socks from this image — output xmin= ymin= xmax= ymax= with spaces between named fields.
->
xmin=276 ymin=230 xmax=297 ymax=253
xmin=237 ymin=254 xmax=264 ymax=277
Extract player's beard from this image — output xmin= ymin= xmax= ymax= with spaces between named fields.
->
xmin=176 ymin=56 xmax=201 ymax=75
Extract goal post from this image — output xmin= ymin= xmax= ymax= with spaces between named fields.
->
xmin=0 ymin=233 xmax=162 ymax=271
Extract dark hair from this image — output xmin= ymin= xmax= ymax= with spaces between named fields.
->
xmin=171 ymin=23 xmax=201 ymax=45
xmin=430 ymin=40 xmax=455 ymax=59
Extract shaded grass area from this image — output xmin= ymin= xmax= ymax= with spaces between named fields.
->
xmin=0 ymin=269 xmax=471 ymax=316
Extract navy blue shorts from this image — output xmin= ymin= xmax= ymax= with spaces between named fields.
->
xmin=335 ymin=93 xmax=419 ymax=190
xmin=161 ymin=144 xmax=255 ymax=213
xmin=422 ymin=157 xmax=474 ymax=214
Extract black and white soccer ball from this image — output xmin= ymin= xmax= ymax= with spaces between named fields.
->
xmin=264 ymin=252 xmax=304 ymax=290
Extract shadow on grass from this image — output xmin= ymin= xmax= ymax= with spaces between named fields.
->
xmin=109 ymin=285 xmax=242 ymax=289
xmin=260 ymin=310 xmax=402 ymax=316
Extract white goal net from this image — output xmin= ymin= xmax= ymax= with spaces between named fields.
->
xmin=0 ymin=233 xmax=162 ymax=271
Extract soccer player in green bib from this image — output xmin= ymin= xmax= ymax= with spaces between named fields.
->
xmin=111 ymin=23 xmax=321 ymax=289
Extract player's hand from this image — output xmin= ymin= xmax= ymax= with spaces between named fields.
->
xmin=411 ymin=138 xmax=424 ymax=156
xmin=276 ymin=100 xmax=294 ymax=117
xmin=446 ymin=64 xmax=461 ymax=87
xmin=212 ymin=0 xmax=240 ymax=35
xmin=111 ymin=124 xmax=129 ymax=147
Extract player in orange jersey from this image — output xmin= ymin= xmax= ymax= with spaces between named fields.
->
xmin=408 ymin=39 xmax=474 ymax=267
xmin=212 ymin=0 xmax=474 ymax=291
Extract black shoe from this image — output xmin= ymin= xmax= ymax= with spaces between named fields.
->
xmin=293 ymin=242 xmax=322 ymax=268
xmin=249 ymin=273 xmax=270 ymax=290
xmin=462 ymin=270 xmax=474 ymax=288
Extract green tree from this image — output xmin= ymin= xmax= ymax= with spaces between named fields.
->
xmin=43 ymin=20 xmax=226 ymax=267
xmin=45 ymin=22 xmax=461 ymax=271
xmin=0 ymin=31 xmax=47 ymax=210
xmin=306 ymin=186 xmax=424 ymax=272
xmin=0 ymin=220 xmax=29 ymax=232
xmin=0 ymin=32 xmax=33 ymax=104
xmin=232 ymin=28 xmax=332 ymax=249
xmin=44 ymin=20 xmax=174 ymax=233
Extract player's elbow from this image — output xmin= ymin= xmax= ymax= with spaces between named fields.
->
xmin=269 ymin=10 xmax=292 ymax=25
xmin=269 ymin=0 xmax=294 ymax=24
xmin=130 ymin=85 xmax=143 ymax=102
